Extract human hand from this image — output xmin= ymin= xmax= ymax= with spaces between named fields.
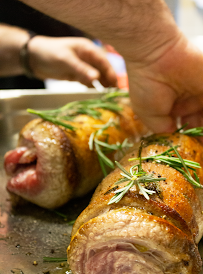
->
xmin=125 ymin=34 xmax=203 ymax=133
xmin=18 ymin=0 xmax=203 ymax=133
xmin=28 ymin=36 xmax=117 ymax=87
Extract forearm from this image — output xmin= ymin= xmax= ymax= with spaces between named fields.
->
xmin=0 ymin=24 xmax=30 ymax=76
xmin=20 ymin=0 xmax=181 ymax=62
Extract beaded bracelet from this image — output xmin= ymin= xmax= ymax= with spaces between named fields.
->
xmin=19 ymin=32 xmax=36 ymax=78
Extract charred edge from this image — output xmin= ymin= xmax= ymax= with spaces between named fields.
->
xmin=104 ymin=186 xmax=119 ymax=195
xmin=122 ymin=192 xmax=194 ymax=239
xmin=141 ymin=134 xmax=172 ymax=148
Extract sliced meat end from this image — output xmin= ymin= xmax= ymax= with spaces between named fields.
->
xmin=6 ymin=166 xmax=42 ymax=196
xmin=4 ymin=147 xmax=37 ymax=175
xmin=85 ymin=242 xmax=165 ymax=274
xmin=68 ymin=209 xmax=201 ymax=274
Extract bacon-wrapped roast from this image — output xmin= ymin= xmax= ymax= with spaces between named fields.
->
xmin=4 ymin=93 xmax=147 ymax=209
xmin=68 ymin=132 xmax=203 ymax=274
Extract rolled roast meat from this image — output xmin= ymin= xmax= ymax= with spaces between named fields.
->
xmin=68 ymin=132 xmax=203 ymax=274
xmin=4 ymin=94 xmax=147 ymax=209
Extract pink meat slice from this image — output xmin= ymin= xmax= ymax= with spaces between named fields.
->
xmin=4 ymin=119 xmax=77 ymax=209
xmin=6 ymin=165 xmax=41 ymax=196
xmin=85 ymin=242 xmax=164 ymax=274
xmin=68 ymin=208 xmax=201 ymax=274
xmin=4 ymin=147 xmax=37 ymax=175
xmin=4 ymin=147 xmax=41 ymax=196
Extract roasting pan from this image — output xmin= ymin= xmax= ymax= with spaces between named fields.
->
xmin=0 ymin=89 xmax=203 ymax=274
xmin=0 ymin=89 xmax=106 ymax=274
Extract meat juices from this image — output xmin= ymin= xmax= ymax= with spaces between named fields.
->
xmin=4 ymin=100 xmax=147 ymax=209
xmin=68 ymin=133 xmax=203 ymax=274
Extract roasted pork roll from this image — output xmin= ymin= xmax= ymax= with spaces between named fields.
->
xmin=68 ymin=132 xmax=203 ymax=274
xmin=4 ymin=92 xmax=147 ymax=209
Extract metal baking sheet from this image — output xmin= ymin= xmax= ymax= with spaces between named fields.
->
xmin=0 ymin=89 xmax=103 ymax=274
xmin=0 ymin=89 xmax=203 ymax=274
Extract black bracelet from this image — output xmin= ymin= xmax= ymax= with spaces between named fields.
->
xmin=19 ymin=31 xmax=36 ymax=78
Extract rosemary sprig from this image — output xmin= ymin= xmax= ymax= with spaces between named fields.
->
xmin=176 ymin=123 xmax=203 ymax=136
xmin=52 ymin=210 xmax=76 ymax=225
xmin=103 ymin=90 xmax=129 ymax=100
xmin=141 ymin=135 xmax=171 ymax=147
xmin=181 ymin=127 xmax=203 ymax=136
xmin=89 ymin=118 xmax=133 ymax=176
xmin=27 ymin=109 xmax=76 ymax=131
xmin=67 ymin=219 xmax=76 ymax=226
xmin=43 ymin=257 xmax=67 ymax=262
xmin=27 ymin=90 xmax=128 ymax=131
xmin=129 ymin=145 xmax=202 ymax=188
xmin=108 ymin=161 xmax=166 ymax=204
xmin=27 ymin=91 xmax=131 ymax=176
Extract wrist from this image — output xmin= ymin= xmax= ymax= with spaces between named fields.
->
xmin=107 ymin=0 xmax=181 ymax=64
xmin=20 ymin=31 xmax=37 ymax=78
xmin=0 ymin=25 xmax=32 ymax=76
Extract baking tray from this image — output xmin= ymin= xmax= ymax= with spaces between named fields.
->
xmin=0 ymin=89 xmax=203 ymax=274
xmin=0 ymin=89 xmax=105 ymax=274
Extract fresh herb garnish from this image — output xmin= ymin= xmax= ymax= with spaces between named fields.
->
xmin=28 ymin=91 xmax=132 ymax=176
xmin=89 ymin=118 xmax=133 ymax=176
xmin=141 ymin=135 xmax=171 ymax=147
xmin=108 ymin=161 xmax=166 ymax=204
xmin=108 ymin=128 xmax=203 ymax=205
xmin=67 ymin=219 xmax=76 ymax=226
xmin=129 ymin=145 xmax=202 ymax=188
xmin=102 ymin=90 xmax=129 ymax=100
xmin=27 ymin=91 xmax=128 ymax=131
xmin=43 ymin=257 xmax=67 ymax=262
xmin=27 ymin=108 xmax=76 ymax=131
xmin=181 ymin=127 xmax=203 ymax=136
xmin=176 ymin=124 xmax=203 ymax=136
xmin=52 ymin=210 xmax=76 ymax=225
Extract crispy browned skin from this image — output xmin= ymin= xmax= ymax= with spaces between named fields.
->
xmin=4 ymin=99 xmax=147 ymax=209
xmin=68 ymin=133 xmax=203 ymax=274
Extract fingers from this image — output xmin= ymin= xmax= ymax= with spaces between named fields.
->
xmin=28 ymin=36 xmax=117 ymax=86
xmin=64 ymin=52 xmax=101 ymax=86
xmin=172 ymin=95 xmax=203 ymax=117
xmin=126 ymin=63 xmax=178 ymax=133
xmin=129 ymin=87 xmax=177 ymax=133
xmin=74 ymin=39 xmax=117 ymax=87
xmin=124 ymin=34 xmax=203 ymax=134
xmin=140 ymin=115 xmax=176 ymax=133
xmin=171 ymin=95 xmax=203 ymax=131
xmin=180 ymin=111 xmax=203 ymax=129
xmin=128 ymin=92 xmax=177 ymax=133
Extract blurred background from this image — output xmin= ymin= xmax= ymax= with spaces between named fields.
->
xmin=46 ymin=0 xmax=203 ymax=92
xmin=41 ymin=0 xmax=203 ymax=91
xmin=178 ymin=0 xmax=203 ymax=40
xmin=1 ymin=0 xmax=203 ymax=91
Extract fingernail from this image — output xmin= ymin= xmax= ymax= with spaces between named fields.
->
xmin=87 ymin=70 xmax=98 ymax=79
